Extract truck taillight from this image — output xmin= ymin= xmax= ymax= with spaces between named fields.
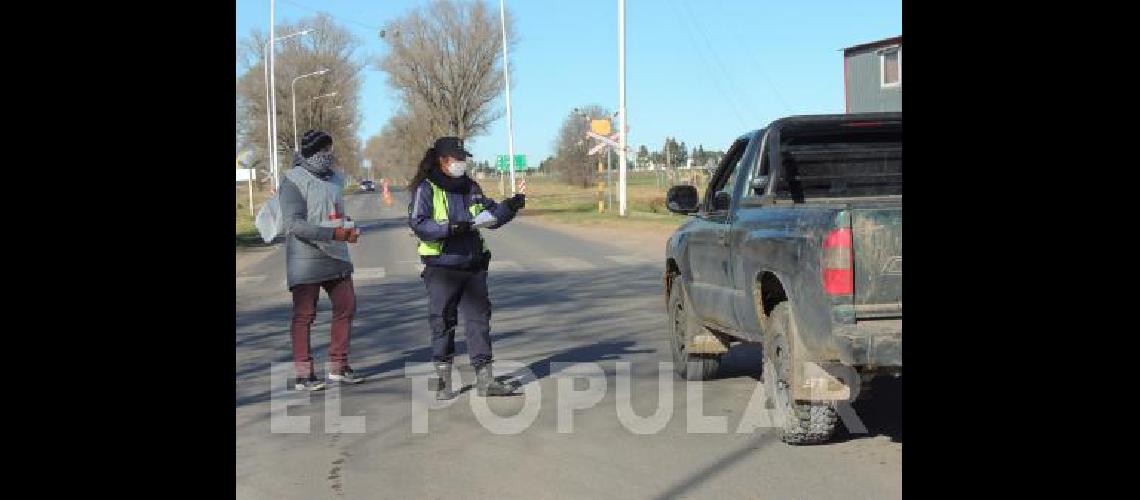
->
xmin=822 ymin=228 xmax=853 ymax=295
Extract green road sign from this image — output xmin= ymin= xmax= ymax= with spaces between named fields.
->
xmin=496 ymin=154 xmax=527 ymax=171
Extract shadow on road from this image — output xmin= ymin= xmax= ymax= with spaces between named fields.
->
xmin=236 ymin=253 xmax=667 ymax=409
xmin=834 ymin=374 xmax=902 ymax=443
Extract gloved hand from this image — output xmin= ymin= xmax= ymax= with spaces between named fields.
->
xmin=449 ymin=220 xmax=474 ymax=235
xmin=333 ymin=228 xmax=360 ymax=243
xmin=504 ymin=193 xmax=526 ymax=211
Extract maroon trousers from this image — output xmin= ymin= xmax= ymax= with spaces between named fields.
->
xmin=290 ymin=276 xmax=356 ymax=378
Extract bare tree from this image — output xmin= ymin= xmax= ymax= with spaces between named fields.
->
xmin=375 ymin=0 xmax=516 ymax=141
xmin=236 ymin=14 xmax=365 ymax=178
xmin=551 ymin=105 xmax=610 ymax=187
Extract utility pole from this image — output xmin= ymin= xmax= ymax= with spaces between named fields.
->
xmin=499 ymin=0 xmax=517 ymax=195
xmin=268 ymin=0 xmax=278 ymax=189
xmin=617 ymin=0 xmax=628 ymax=216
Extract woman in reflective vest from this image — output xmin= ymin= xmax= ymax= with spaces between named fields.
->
xmin=407 ymin=136 xmax=526 ymax=399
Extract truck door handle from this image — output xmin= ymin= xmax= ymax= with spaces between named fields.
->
xmin=717 ymin=232 xmax=729 ymax=246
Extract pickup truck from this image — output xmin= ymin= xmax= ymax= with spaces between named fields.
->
xmin=663 ymin=112 xmax=901 ymax=444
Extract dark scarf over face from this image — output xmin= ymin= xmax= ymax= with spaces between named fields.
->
xmin=301 ymin=150 xmax=336 ymax=180
xmin=427 ymin=164 xmax=471 ymax=193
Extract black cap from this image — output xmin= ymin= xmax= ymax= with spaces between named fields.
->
xmin=301 ymin=129 xmax=333 ymax=158
xmin=433 ymin=136 xmax=472 ymax=159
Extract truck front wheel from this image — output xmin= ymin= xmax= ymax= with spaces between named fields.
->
xmin=763 ymin=302 xmax=839 ymax=445
xmin=668 ymin=278 xmax=721 ymax=381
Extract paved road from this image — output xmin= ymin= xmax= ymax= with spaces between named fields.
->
xmin=236 ymin=189 xmax=902 ymax=499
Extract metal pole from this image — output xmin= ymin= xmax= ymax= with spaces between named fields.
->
xmin=248 ymin=169 xmax=255 ymax=215
xmin=499 ymin=0 xmax=517 ymax=195
xmin=268 ymin=0 xmax=278 ymax=189
xmin=292 ymin=77 xmax=300 ymax=152
xmin=607 ymin=147 xmax=612 ymax=211
xmin=618 ymin=0 xmax=628 ymax=216
xmin=263 ymin=38 xmax=273 ymax=192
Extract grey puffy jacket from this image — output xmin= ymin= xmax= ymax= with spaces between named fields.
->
xmin=279 ymin=165 xmax=354 ymax=290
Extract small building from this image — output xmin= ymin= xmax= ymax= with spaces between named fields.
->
xmin=842 ymin=36 xmax=901 ymax=113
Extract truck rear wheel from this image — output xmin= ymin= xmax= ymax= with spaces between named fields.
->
xmin=668 ymin=278 xmax=721 ymax=381
xmin=763 ymin=302 xmax=838 ymax=445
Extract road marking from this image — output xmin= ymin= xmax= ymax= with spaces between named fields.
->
xmin=604 ymin=255 xmax=657 ymax=266
xmin=236 ymin=276 xmax=266 ymax=286
xmin=354 ymin=267 xmax=386 ymax=280
xmin=542 ymin=257 xmax=595 ymax=271
xmin=490 ymin=260 xmax=525 ymax=272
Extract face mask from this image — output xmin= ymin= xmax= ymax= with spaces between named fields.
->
xmin=446 ymin=160 xmax=467 ymax=178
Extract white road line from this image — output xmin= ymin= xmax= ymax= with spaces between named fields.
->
xmin=542 ymin=257 xmax=595 ymax=271
xmin=354 ymin=267 xmax=386 ymax=280
xmin=236 ymin=276 xmax=266 ymax=286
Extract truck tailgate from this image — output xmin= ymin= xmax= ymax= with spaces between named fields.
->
xmin=851 ymin=207 xmax=902 ymax=311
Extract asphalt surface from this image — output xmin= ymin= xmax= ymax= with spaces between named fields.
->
xmin=236 ymin=189 xmax=902 ymax=499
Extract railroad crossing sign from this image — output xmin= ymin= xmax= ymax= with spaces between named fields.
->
xmin=591 ymin=119 xmax=612 ymax=136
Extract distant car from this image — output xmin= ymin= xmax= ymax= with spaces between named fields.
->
xmin=360 ymin=180 xmax=376 ymax=192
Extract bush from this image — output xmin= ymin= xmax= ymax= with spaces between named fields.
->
xmin=648 ymin=195 xmax=667 ymax=214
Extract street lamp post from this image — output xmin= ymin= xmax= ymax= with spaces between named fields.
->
xmin=308 ymin=92 xmax=338 ymax=128
xmin=618 ymin=0 xmax=628 ymax=216
xmin=292 ymin=69 xmax=330 ymax=152
xmin=499 ymin=0 xmax=517 ymax=195
xmin=264 ymin=27 xmax=314 ymax=189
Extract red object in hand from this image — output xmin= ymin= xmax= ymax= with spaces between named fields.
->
xmin=334 ymin=228 xmax=359 ymax=243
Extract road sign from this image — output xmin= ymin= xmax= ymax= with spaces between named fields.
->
xmin=236 ymin=169 xmax=257 ymax=182
xmin=496 ymin=154 xmax=527 ymax=171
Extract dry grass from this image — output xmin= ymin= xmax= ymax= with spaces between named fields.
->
xmin=490 ymin=171 xmax=709 ymax=232
xmin=236 ymin=185 xmax=272 ymax=247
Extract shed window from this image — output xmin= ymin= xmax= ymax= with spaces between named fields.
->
xmin=881 ymin=47 xmax=901 ymax=88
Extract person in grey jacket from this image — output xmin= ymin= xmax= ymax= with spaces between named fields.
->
xmin=279 ymin=129 xmax=363 ymax=391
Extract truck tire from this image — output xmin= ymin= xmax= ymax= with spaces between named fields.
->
xmin=763 ymin=302 xmax=838 ymax=445
xmin=668 ymin=278 xmax=721 ymax=381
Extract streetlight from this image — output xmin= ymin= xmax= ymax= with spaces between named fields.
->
xmin=308 ymin=92 xmax=337 ymax=128
xmin=264 ymin=27 xmax=314 ymax=188
xmin=292 ymin=68 xmax=330 ymax=151
xmin=618 ymin=0 xmax=628 ymax=216
xmin=499 ymin=0 xmax=517 ymax=195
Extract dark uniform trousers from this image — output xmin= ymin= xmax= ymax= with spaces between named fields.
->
xmin=422 ymin=264 xmax=493 ymax=369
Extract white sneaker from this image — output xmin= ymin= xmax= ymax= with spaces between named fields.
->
xmin=328 ymin=366 xmax=364 ymax=384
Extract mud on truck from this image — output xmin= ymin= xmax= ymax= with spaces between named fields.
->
xmin=663 ymin=112 xmax=901 ymax=444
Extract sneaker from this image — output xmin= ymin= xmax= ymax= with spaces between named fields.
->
xmin=328 ymin=366 xmax=364 ymax=384
xmin=294 ymin=376 xmax=326 ymax=391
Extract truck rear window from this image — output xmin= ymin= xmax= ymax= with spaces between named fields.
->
xmin=774 ymin=123 xmax=901 ymax=200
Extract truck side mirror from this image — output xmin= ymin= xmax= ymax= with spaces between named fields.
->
xmin=713 ymin=191 xmax=731 ymax=211
xmin=751 ymin=175 xmax=770 ymax=195
xmin=666 ymin=185 xmax=700 ymax=214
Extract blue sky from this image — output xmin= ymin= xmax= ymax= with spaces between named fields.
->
xmin=236 ymin=0 xmax=900 ymax=165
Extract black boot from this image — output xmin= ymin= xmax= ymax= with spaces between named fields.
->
xmin=430 ymin=362 xmax=456 ymax=400
xmin=475 ymin=364 xmax=517 ymax=397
